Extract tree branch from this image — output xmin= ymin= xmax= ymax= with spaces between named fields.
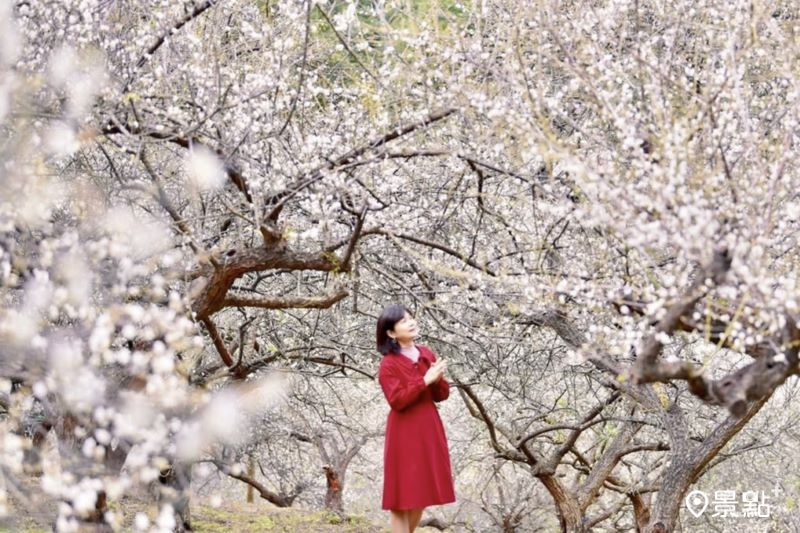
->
xmin=266 ymin=108 xmax=457 ymax=221
xmin=612 ymin=298 xmax=771 ymax=359
xmin=357 ymin=228 xmax=497 ymax=276
xmin=190 ymin=247 xmax=344 ymax=319
xmin=209 ymin=459 xmax=301 ymax=507
xmin=550 ymin=392 xmax=621 ymax=467
xmin=201 ymin=316 xmax=234 ymax=368
xmin=455 ymin=379 xmax=531 ymax=463
xmin=314 ymin=4 xmax=382 ymax=87
xmin=633 ymin=248 xmax=732 ymax=381
xmin=339 ymin=206 xmax=367 ymax=272
xmin=629 ymin=318 xmax=799 ymax=417
xmin=222 ymin=289 xmax=348 ymax=311
xmin=103 ymin=125 xmax=252 ymax=203
xmin=134 ymin=1 xmax=220 ymax=71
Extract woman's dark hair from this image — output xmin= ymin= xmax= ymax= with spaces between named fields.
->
xmin=376 ymin=304 xmax=411 ymax=355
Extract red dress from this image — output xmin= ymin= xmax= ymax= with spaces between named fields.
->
xmin=379 ymin=344 xmax=456 ymax=510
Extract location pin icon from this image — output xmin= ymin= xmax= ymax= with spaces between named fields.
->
xmin=685 ymin=490 xmax=709 ymax=518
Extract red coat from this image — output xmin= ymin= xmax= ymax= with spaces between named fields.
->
xmin=379 ymin=345 xmax=456 ymax=510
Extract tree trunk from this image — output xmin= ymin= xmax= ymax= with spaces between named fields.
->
xmin=159 ymin=461 xmax=193 ymax=531
xmin=538 ymin=474 xmax=585 ymax=532
xmin=246 ymin=455 xmax=255 ymax=503
xmin=645 ymin=464 xmax=693 ymax=532
xmin=323 ymin=465 xmax=344 ymax=514
xmin=22 ymin=420 xmax=52 ymax=475
xmin=645 ymin=396 xmax=769 ymax=532
xmin=629 ymin=493 xmax=651 ymax=532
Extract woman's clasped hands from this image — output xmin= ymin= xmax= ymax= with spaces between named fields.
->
xmin=423 ymin=359 xmax=447 ymax=386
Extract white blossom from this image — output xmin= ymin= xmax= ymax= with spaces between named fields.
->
xmin=184 ymin=146 xmax=227 ymax=192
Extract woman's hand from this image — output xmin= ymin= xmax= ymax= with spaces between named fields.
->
xmin=424 ymin=360 xmax=447 ymax=385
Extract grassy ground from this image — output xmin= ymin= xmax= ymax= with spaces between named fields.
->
xmin=2 ymin=497 xmax=443 ymax=532
xmin=191 ymin=502 xmax=388 ymax=532
xmin=2 ymin=473 xmax=443 ymax=532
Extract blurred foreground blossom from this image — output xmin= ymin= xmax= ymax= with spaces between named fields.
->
xmin=45 ymin=122 xmax=80 ymax=157
xmin=103 ymin=206 xmax=173 ymax=260
xmin=0 ymin=74 xmax=12 ymax=123
xmin=47 ymin=45 xmax=107 ymax=119
xmin=0 ymin=171 xmax=66 ymax=229
xmin=0 ymin=4 xmax=20 ymax=67
xmin=184 ymin=146 xmax=227 ymax=192
xmin=176 ymin=372 xmax=291 ymax=462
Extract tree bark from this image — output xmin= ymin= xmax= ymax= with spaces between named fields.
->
xmin=246 ymin=455 xmax=255 ymax=504
xmin=323 ymin=465 xmax=344 ymax=514
xmin=645 ymin=395 xmax=769 ymax=532
xmin=629 ymin=493 xmax=652 ymax=532
xmin=158 ymin=461 xmax=193 ymax=532
xmin=538 ymin=474 xmax=586 ymax=532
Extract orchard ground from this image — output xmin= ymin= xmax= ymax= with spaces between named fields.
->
xmin=2 ymin=495 xmax=446 ymax=532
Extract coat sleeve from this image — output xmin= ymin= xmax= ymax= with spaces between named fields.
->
xmin=431 ymin=377 xmax=450 ymax=402
xmin=379 ymin=359 xmax=427 ymax=412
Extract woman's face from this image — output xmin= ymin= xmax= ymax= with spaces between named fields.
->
xmin=389 ymin=312 xmax=418 ymax=344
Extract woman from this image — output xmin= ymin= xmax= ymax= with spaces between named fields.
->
xmin=376 ymin=304 xmax=456 ymax=533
